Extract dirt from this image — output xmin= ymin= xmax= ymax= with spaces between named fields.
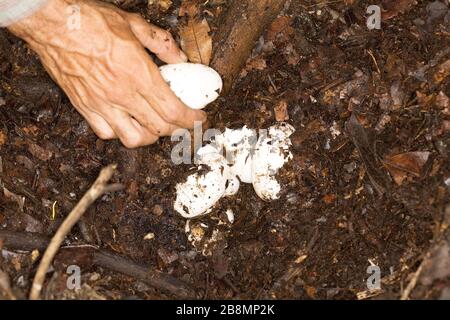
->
xmin=0 ymin=0 xmax=449 ymax=300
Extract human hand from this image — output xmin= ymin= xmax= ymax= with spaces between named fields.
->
xmin=8 ymin=0 xmax=206 ymax=148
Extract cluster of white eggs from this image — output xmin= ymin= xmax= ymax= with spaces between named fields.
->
xmin=160 ymin=63 xmax=295 ymax=219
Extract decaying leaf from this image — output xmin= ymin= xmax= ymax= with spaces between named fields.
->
xmin=436 ymin=91 xmax=449 ymax=110
xmin=0 ymin=130 xmax=6 ymax=146
xmin=382 ymin=0 xmax=417 ymax=20
xmin=383 ymin=151 xmax=430 ymax=185
xmin=284 ymin=43 xmax=300 ymax=66
xmin=323 ymin=194 xmax=337 ymax=204
xmin=3 ymin=187 xmax=25 ymax=212
xmin=148 ymin=0 xmax=172 ymax=12
xmin=28 ymin=143 xmax=53 ymax=161
xmin=245 ymin=57 xmax=267 ymax=71
xmin=267 ymin=16 xmax=294 ymax=42
xmin=416 ymin=91 xmax=434 ymax=109
xmin=433 ymin=60 xmax=450 ymax=84
xmin=274 ymin=100 xmax=289 ymax=121
xmin=179 ymin=17 xmax=212 ymax=65
xmin=179 ymin=0 xmax=201 ymax=17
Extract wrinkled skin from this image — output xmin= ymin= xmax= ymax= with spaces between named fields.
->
xmin=8 ymin=0 xmax=206 ymax=148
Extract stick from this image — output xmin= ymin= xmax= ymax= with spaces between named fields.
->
xmin=29 ymin=164 xmax=118 ymax=300
xmin=93 ymin=250 xmax=195 ymax=298
xmin=0 ymin=230 xmax=195 ymax=298
xmin=400 ymin=262 xmax=425 ymax=300
xmin=211 ymin=0 xmax=288 ymax=93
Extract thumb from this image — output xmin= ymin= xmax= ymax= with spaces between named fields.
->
xmin=128 ymin=14 xmax=187 ymax=64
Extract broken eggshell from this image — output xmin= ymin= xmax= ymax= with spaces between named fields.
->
xmin=159 ymin=63 xmax=223 ymax=109
xmin=174 ymin=145 xmax=230 ymax=218
xmin=174 ymin=123 xmax=295 ymax=218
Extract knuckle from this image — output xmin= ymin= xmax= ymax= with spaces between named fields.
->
xmin=161 ymin=110 xmax=179 ymax=124
xmin=128 ymin=13 xmax=144 ymax=24
xmin=121 ymin=132 xmax=142 ymax=148
xmin=96 ymin=130 xmax=115 ymax=140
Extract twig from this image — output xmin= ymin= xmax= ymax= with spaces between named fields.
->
xmin=0 ymin=230 xmax=195 ymax=298
xmin=0 ymin=270 xmax=16 ymax=300
xmin=29 ymin=164 xmax=119 ymax=300
xmin=400 ymin=262 xmax=425 ymax=300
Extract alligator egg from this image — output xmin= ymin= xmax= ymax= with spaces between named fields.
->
xmin=252 ymin=123 xmax=295 ymax=201
xmin=159 ymin=63 xmax=223 ymax=109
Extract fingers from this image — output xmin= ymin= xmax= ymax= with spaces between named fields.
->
xmin=104 ymin=108 xmax=159 ymax=148
xmin=128 ymin=13 xmax=187 ymax=64
xmin=129 ymin=94 xmax=181 ymax=137
xmin=84 ymin=111 xmax=117 ymax=140
xmin=138 ymin=62 xmax=207 ymax=129
xmin=67 ymin=97 xmax=117 ymax=140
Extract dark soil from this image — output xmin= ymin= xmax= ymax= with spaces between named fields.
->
xmin=0 ymin=0 xmax=449 ymax=300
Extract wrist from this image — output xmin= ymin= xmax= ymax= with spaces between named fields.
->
xmin=7 ymin=0 xmax=72 ymax=44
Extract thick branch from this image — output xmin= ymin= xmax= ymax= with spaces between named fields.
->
xmin=0 ymin=230 xmax=195 ymax=299
xmin=211 ymin=0 xmax=288 ymax=93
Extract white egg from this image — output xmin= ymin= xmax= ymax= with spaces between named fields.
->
xmin=215 ymin=126 xmax=256 ymax=183
xmin=252 ymin=123 xmax=295 ymax=201
xmin=159 ymin=63 xmax=223 ymax=109
xmin=174 ymin=145 xmax=230 ymax=218
xmin=174 ymin=168 xmax=227 ymax=218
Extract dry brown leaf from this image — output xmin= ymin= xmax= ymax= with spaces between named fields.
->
xmin=305 ymin=285 xmax=317 ymax=299
xmin=433 ymin=60 xmax=450 ymax=85
xmin=267 ymin=16 xmax=294 ymax=42
xmin=3 ymin=187 xmax=25 ymax=212
xmin=323 ymin=194 xmax=337 ymax=204
xmin=436 ymin=91 xmax=449 ymax=109
xmin=274 ymin=100 xmax=289 ymax=121
xmin=28 ymin=143 xmax=53 ymax=161
xmin=383 ymin=151 xmax=430 ymax=185
xmin=0 ymin=130 xmax=6 ymax=146
xmin=284 ymin=43 xmax=300 ymax=66
xmin=179 ymin=0 xmax=201 ymax=17
xmin=382 ymin=0 xmax=417 ymax=20
xmin=245 ymin=57 xmax=267 ymax=71
xmin=179 ymin=17 xmax=212 ymax=65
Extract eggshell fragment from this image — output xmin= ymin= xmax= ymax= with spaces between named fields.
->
xmin=159 ymin=63 xmax=223 ymax=109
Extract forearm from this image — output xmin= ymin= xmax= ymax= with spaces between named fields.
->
xmin=0 ymin=0 xmax=49 ymax=27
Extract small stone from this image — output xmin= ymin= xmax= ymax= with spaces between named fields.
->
xmin=225 ymin=209 xmax=234 ymax=224
xmin=143 ymin=232 xmax=155 ymax=240
xmin=89 ymin=272 xmax=101 ymax=282
xmin=152 ymin=204 xmax=164 ymax=216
